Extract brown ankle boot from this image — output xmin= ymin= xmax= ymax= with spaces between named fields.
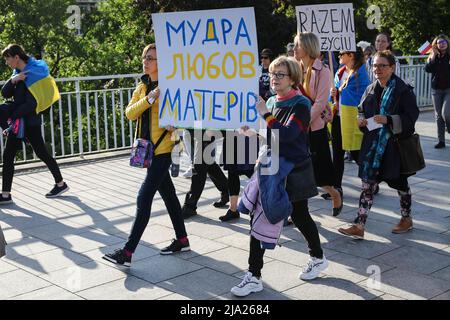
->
xmin=392 ymin=217 xmax=413 ymax=234
xmin=338 ymin=224 xmax=364 ymax=239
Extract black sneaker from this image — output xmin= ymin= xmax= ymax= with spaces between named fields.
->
xmin=0 ymin=194 xmax=13 ymax=205
xmin=102 ymin=248 xmax=131 ymax=267
xmin=213 ymin=193 xmax=229 ymax=208
xmin=182 ymin=205 xmax=197 ymax=219
xmin=45 ymin=182 xmax=69 ymax=198
xmin=160 ymin=239 xmax=190 ymax=255
xmin=219 ymin=209 xmax=240 ymax=222
xmin=435 ymin=141 xmax=446 ymax=149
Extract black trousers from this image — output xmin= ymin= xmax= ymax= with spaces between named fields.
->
xmin=248 ymin=200 xmax=323 ymax=277
xmin=331 ymin=115 xmax=360 ymax=188
xmin=183 ymin=130 xmax=228 ymax=209
xmin=184 ymin=161 xmax=228 ymax=209
xmin=125 ymin=154 xmax=186 ymax=252
xmin=227 ymin=170 xmax=253 ymax=196
xmin=2 ymin=125 xmax=63 ymax=192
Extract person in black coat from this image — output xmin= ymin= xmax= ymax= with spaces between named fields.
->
xmin=338 ymin=50 xmax=419 ymax=240
xmin=425 ymin=34 xmax=450 ymax=149
xmin=1 ymin=44 xmax=69 ymax=204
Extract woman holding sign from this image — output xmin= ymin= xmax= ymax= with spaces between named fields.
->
xmin=338 ymin=51 xmax=419 ymax=239
xmin=231 ymin=56 xmax=328 ymax=297
xmin=103 ymin=44 xmax=190 ymax=267
xmin=293 ymin=32 xmax=343 ymax=217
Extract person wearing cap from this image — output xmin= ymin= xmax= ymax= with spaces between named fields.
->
xmin=259 ymin=48 xmax=275 ymax=101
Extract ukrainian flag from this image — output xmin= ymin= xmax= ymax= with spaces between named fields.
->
xmin=334 ymin=64 xmax=370 ymax=151
xmin=13 ymin=58 xmax=60 ymax=113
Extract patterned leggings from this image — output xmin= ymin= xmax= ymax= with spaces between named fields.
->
xmin=355 ymin=176 xmax=411 ymax=225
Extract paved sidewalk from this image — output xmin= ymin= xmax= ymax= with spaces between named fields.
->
xmin=0 ymin=111 xmax=449 ymax=300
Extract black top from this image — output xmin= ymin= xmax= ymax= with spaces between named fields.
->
xmin=425 ymin=53 xmax=450 ymax=90
xmin=1 ymin=79 xmax=40 ymax=127
xmin=139 ymin=75 xmax=158 ymax=140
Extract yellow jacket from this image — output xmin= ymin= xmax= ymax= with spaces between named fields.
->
xmin=125 ymin=81 xmax=174 ymax=155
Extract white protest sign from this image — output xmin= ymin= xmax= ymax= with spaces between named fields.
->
xmin=152 ymin=7 xmax=260 ymax=130
xmin=296 ymin=3 xmax=356 ymax=52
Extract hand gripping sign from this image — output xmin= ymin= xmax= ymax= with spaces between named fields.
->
xmin=152 ymin=7 xmax=261 ymax=130
xmin=296 ymin=3 xmax=356 ymax=52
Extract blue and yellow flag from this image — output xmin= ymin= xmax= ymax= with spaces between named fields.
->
xmin=13 ymin=58 xmax=60 ymax=113
xmin=332 ymin=64 xmax=371 ymax=150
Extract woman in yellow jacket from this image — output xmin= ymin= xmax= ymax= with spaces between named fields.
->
xmin=103 ymin=44 xmax=190 ymax=267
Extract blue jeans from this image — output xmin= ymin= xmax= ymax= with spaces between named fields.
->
xmin=125 ymin=153 xmax=186 ymax=253
xmin=432 ymin=88 xmax=450 ymax=142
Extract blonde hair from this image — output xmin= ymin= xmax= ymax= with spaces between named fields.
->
xmin=141 ymin=43 xmax=156 ymax=59
xmin=269 ymin=56 xmax=303 ymax=88
xmin=431 ymin=34 xmax=450 ymax=56
xmin=294 ymin=33 xmax=320 ymax=96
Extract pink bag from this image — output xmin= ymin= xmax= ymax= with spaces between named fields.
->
xmin=129 ymin=138 xmax=153 ymax=168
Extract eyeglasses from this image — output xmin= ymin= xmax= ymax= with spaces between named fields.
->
xmin=338 ymin=52 xmax=350 ymax=57
xmin=372 ymin=64 xmax=391 ymax=69
xmin=261 ymin=56 xmax=270 ymax=60
xmin=269 ymin=72 xmax=289 ymax=79
xmin=143 ymin=56 xmax=157 ymax=61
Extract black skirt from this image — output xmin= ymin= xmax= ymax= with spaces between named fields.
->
xmin=309 ymin=127 xmax=336 ymax=187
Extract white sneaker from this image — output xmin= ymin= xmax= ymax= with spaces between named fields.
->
xmin=230 ymin=272 xmax=263 ymax=297
xmin=299 ymin=255 xmax=329 ymax=280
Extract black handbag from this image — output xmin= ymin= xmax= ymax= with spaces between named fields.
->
xmin=396 ymin=133 xmax=425 ymax=175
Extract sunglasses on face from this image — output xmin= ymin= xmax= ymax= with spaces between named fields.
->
xmin=338 ymin=52 xmax=350 ymax=58
xmin=261 ymin=56 xmax=270 ymax=60
xmin=437 ymin=40 xmax=448 ymax=45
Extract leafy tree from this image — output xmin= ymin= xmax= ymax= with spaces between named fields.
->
xmin=371 ymin=0 xmax=450 ymax=55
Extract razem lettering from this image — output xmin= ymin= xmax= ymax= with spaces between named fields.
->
xmin=159 ymin=88 xmax=258 ymax=124
xmin=166 ymin=51 xmax=256 ymax=80
xmin=298 ymin=8 xmax=354 ymax=34
xmin=166 ymin=17 xmax=252 ymax=47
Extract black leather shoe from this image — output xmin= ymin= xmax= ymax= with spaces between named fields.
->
xmin=332 ymin=188 xmax=344 ymax=217
xmin=213 ymin=193 xmax=229 ymax=208
xmin=219 ymin=209 xmax=240 ymax=222
xmin=435 ymin=141 xmax=446 ymax=149
xmin=182 ymin=206 xmax=197 ymax=219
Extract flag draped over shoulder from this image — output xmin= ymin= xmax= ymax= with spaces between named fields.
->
xmin=334 ymin=64 xmax=371 ymax=150
xmin=13 ymin=58 xmax=60 ymax=113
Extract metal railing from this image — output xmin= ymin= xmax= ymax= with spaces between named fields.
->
xmin=399 ymin=64 xmax=433 ymax=107
xmin=0 ymin=59 xmax=434 ymax=164
xmin=0 ymin=74 xmax=141 ymax=165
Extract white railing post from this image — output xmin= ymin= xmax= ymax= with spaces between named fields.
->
xmin=75 ymin=80 xmax=84 ymax=156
